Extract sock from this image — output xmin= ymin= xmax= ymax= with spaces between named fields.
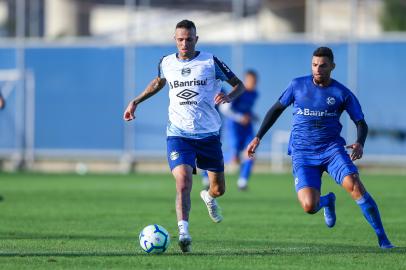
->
xmin=314 ymin=193 xmax=331 ymax=213
xmin=206 ymin=191 xmax=215 ymax=200
xmin=178 ymin=220 xmax=189 ymax=235
xmin=240 ymin=159 xmax=254 ymax=181
xmin=356 ymin=192 xmax=390 ymax=245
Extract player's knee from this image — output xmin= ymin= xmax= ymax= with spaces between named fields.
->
xmin=344 ymin=174 xmax=366 ymax=199
xmin=176 ymin=180 xmax=192 ymax=193
xmin=301 ymin=202 xmax=318 ymax=214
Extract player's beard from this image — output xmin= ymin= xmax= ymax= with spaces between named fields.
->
xmin=313 ymin=75 xmax=329 ymax=86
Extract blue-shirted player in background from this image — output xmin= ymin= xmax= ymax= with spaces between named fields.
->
xmin=124 ymin=20 xmax=245 ymax=253
xmin=247 ymin=47 xmax=393 ymax=249
xmin=0 ymin=91 xmax=5 ymax=201
xmin=220 ymin=70 xmax=258 ymax=190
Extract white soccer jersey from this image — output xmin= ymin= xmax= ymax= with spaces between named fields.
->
xmin=159 ymin=51 xmax=235 ymax=138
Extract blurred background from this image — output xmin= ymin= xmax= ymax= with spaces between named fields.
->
xmin=0 ymin=0 xmax=405 ymax=173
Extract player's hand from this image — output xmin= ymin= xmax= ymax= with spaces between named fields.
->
xmin=123 ymin=101 xmax=137 ymax=121
xmin=345 ymin=142 xmax=363 ymax=161
xmin=0 ymin=97 xmax=5 ymax=110
xmin=214 ymin=92 xmax=231 ymax=105
xmin=246 ymin=137 xmax=261 ymax=159
xmin=239 ymin=114 xmax=251 ymax=126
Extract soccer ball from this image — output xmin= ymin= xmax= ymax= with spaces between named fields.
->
xmin=139 ymin=224 xmax=170 ymax=254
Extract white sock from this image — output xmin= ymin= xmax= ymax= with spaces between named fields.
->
xmin=206 ymin=191 xmax=215 ymax=200
xmin=178 ymin=220 xmax=189 ymax=235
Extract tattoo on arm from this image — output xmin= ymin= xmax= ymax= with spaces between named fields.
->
xmin=133 ymin=77 xmax=166 ymax=105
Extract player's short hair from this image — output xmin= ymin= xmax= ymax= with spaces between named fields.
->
xmin=245 ymin=69 xmax=258 ymax=79
xmin=313 ymin=47 xmax=334 ymax=63
xmin=176 ymin=20 xmax=196 ymax=32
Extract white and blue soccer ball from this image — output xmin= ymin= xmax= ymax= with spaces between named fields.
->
xmin=139 ymin=224 xmax=170 ymax=254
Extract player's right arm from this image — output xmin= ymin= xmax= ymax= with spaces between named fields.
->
xmin=246 ymin=101 xmax=286 ymax=158
xmin=123 ymin=77 xmax=167 ymax=121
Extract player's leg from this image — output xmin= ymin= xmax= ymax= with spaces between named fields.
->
xmin=167 ymin=137 xmax=195 ymax=252
xmin=200 ymin=171 xmax=224 ymax=223
xmin=227 ymin=123 xmax=241 ymax=173
xmin=294 ymin=164 xmax=336 ymax=227
xmin=172 ymin=165 xmax=194 ymax=252
xmin=328 ymin=149 xmax=393 ymax=248
xmin=237 ymin=131 xmax=255 ymax=190
xmin=342 ymin=174 xmax=393 ymax=248
xmin=196 ymin=135 xmax=225 ymax=223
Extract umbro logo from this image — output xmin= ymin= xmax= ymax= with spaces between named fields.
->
xmin=181 ymin=67 xmax=191 ymax=77
xmin=176 ymin=89 xmax=199 ymax=100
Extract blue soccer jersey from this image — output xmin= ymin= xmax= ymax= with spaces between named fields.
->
xmin=231 ymin=90 xmax=258 ymax=116
xmin=279 ymin=75 xmax=364 ymax=155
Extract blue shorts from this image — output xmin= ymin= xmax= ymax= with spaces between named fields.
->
xmin=167 ymin=135 xmax=224 ymax=174
xmin=227 ymin=121 xmax=254 ymax=157
xmin=292 ymin=147 xmax=358 ymax=192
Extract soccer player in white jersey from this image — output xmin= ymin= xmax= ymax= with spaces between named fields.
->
xmin=123 ymin=20 xmax=245 ymax=253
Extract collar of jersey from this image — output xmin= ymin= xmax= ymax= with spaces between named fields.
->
xmin=176 ymin=51 xmax=200 ymax=63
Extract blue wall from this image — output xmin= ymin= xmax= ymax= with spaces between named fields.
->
xmin=0 ymin=41 xmax=405 ymax=157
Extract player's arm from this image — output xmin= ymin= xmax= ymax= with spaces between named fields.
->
xmin=123 ymin=77 xmax=167 ymax=121
xmin=346 ymin=119 xmax=368 ymax=161
xmin=0 ymin=93 xmax=5 ymax=110
xmin=212 ymin=56 xmax=245 ymax=104
xmin=215 ymin=77 xmax=245 ymax=104
xmin=247 ymin=101 xmax=286 ymax=158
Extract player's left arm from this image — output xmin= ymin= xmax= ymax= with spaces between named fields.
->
xmin=344 ymin=92 xmax=368 ymax=161
xmin=212 ymin=56 xmax=245 ymax=104
xmin=346 ymin=119 xmax=368 ymax=161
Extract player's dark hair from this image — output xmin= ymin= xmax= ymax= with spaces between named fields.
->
xmin=313 ymin=47 xmax=334 ymax=63
xmin=245 ymin=69 xmax=258 ymax=79
xmin=176 ymin=20 xmax=196 ymax=31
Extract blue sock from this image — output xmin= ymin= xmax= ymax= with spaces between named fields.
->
xmin=356 ymin=192 xmax=391 ymax=246
xmin=240 ymin=159 xmax=254 ymax=181
xmin=314 ymin=193 xmax=331 ymax=213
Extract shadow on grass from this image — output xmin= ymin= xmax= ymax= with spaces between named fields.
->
xmin=0 ymin=241 xmax=404 ymax=258
xmin=0 ymin=233 xmax=131 ymax=241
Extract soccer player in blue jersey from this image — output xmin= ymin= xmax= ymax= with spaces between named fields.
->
xmin=246 ymin=47 xmax=393 ymax=249
xmin=123 ymin=20 xmax=245 ymax=253
xmin=220 ymin=70 xmax=258 ymax=190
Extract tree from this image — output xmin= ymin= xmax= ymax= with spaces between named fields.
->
xmin=381 ymin=0 xmax=406 ymax=31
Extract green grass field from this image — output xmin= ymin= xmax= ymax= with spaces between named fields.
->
xmin=0 ymin=172 xmax=405 ymax=269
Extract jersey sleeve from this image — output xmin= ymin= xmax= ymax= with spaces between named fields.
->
xmin=278 ymin=81 xmax=295 ymax=107
xmin=213 ymin=56 xmax=236 ymax=81
xmin=344 ymin=91 xmax=364 ymax=123
xmin=157 ymin=57 xmax=165 ymax=78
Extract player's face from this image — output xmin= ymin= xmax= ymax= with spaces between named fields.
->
xmin=244 ymin=74 xmax=257 ymax=91
xmin=312 ymin=56 xmax=335 ymax=85
xmin=174 ymin=27 xmax=198 ymax=60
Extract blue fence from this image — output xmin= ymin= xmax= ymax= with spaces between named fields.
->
xmin=0 ymin=41 xmax=406 ymax=158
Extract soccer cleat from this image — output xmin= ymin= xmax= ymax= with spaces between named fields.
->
xmin=200 ymin=190 xmax=223 ymax=223
xmin=237 ymin=178 xmax=248 ymax=191
xmin=379 ymin=235 xmax=395 ymax=249
xmin=323 ymin=192 xmax=336 ymax=228
xmin=178 ymin=233 xmax=192 ymax=253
